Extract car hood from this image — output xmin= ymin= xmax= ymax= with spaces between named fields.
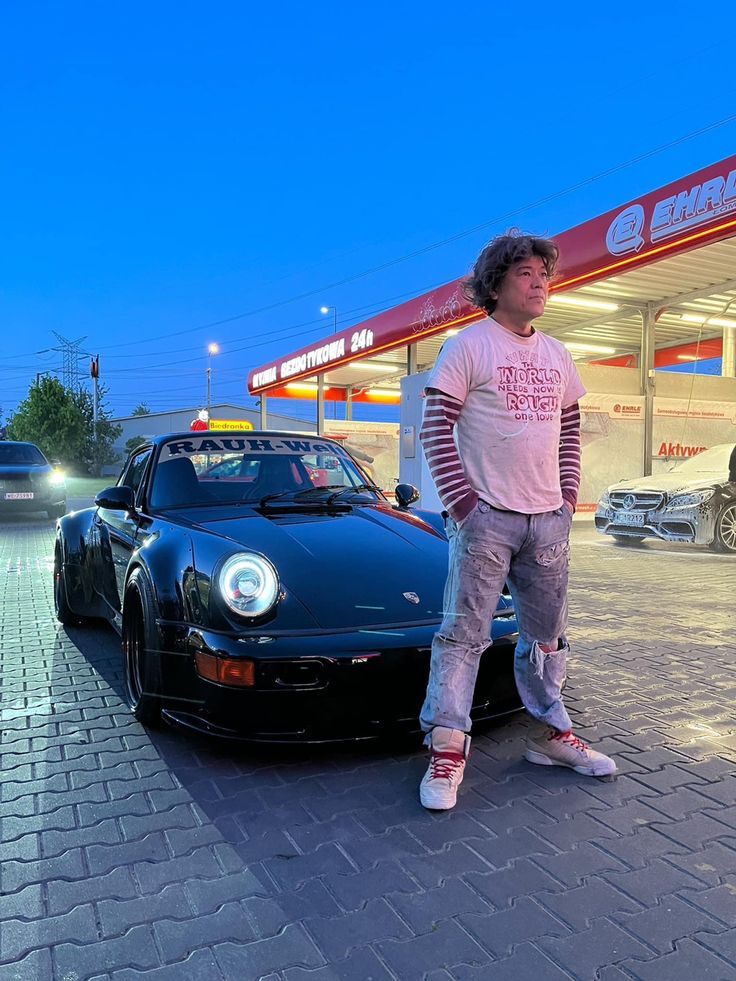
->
xmin=185 ymin=504 xmax=449 ymax=629
xmin=607 ymin=472 xmax=723 ymax=495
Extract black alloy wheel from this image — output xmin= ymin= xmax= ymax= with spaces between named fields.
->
xmin=122 ymin=570 xmax=163 ymax=725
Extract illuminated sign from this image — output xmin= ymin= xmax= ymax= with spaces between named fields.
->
xmin=209 ymin=419 xmax=255 ymax=431
xmin=607 ymin=165 xmax=736 ymax=257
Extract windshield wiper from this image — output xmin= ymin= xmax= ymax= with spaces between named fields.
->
xmin=326 ymin=483 xmax=380 ymax=504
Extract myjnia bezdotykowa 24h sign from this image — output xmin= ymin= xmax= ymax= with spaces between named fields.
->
xmin=606 ymin=163 xmax=736 ymax=256
xmin=248 ymin=155 xmax=736 ymax=394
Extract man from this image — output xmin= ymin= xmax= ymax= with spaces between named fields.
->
xmin=418 ymin=231 xmax=616 ymax=811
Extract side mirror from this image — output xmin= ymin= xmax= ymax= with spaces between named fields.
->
xmin=51 ymin=459 xmax=62 ymax=468
xmin=395 ymin=483 xmax=420 ymax=509
xmin=96 ymin=485 xmax=136 ymax=512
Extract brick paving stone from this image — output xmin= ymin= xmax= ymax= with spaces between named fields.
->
xmin=377 ymin=918 xmax=492 ymax=978
xmin=53 ymin=924 xmax=162 ymax=979
xmin=401 ymin=842 xmax=491 ymax=889
xmin=537 ymin=919 xmax=655 ymax=977
xmin=1 ymin=948 xmax=54 ymax=981
xmin=213 ymin=923 xmax=324 ymax=976
xmin=306 ymin=897 xmax=412 ymax=960
xmin=100 ymin=948 xmax=226 ymax=980
xmin=466 ymin=857 xmax=565 ymax=910
xmin=185 ymin=870 xmax=269 ymax=915
xmin=613 ymin=894 xmax=727 ymax=954
xmin=282 ymin=946 xmax=396 ymax=980
xmin=389 ymin=878 xmax=491 ymax=933
xmin=458 ymin=895 xmax=572 ymax=958
xmin=242 ymin=880 xmax=341 ymax=938
xmin=323 ymin=861 xmax=420 ymax=912
xmin=450 ymin=942 xmax=574 ymax=980
xmin=536 ymin=878 xmax=643 ymax=931
xmin=47 ymin=867 xmax=140 ymax=916
xmin=685 ymin=882 xmax=736 ymax=927
xmin=666 ymin=842 xmax=736 ymax=888
xmin=1 ymin=903 xmax=100 ymax=965
xmin=620 ymin=938 xmax=736 ymax=980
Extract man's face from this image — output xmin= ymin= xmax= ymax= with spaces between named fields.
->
xmin=493 ymin=255 xmax=549 ymax=323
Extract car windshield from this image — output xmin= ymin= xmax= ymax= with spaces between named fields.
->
xmin=673 ymin=444 xmax=734 ymax=475
xmin=0 ymin=443 xmax=47 ymax=466
xmin=149 ymin=434 xmax=383 ymax=509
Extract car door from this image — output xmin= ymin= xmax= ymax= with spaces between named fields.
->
xmin=97 ymin=448 xmax=153 ymax=613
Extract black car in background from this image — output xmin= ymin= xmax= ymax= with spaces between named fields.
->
xmin=54 ymin=431 xmax=520 ymax=743
xmin=0 ymin=441 xmax=67 ymax=519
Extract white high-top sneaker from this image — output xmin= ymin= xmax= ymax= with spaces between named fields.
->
xmin=419 ymin=726 xmax=470 ymax=810
xmin=525 ymin=728 xmax=617 ymax=776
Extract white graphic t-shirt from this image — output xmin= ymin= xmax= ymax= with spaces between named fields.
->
xmin=428 ymin=317 xmax=586 ymax=513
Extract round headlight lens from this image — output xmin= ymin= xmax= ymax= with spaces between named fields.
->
xmin=218 ymin=553 xmax=279 ymax=617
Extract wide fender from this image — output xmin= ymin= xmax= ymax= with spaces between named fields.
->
xmin=125 ymin=523 xmax=198 ymax=624
xmin=56 ymin=508 xmax=109 ymax=619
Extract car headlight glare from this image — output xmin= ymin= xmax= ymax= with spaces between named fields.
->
xmin=218 ymin=553 xmax=279 ymax=617
xmin=48 ymin=471 xmax=65 ymax=486
xmin=666 ymin=489 xmax=715 ymax=509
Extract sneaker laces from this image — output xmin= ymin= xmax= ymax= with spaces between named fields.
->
xmin=428 ymin=751 xmax=465 ymax=781
xmin=548 ymin=729 xmax=589 ymax=753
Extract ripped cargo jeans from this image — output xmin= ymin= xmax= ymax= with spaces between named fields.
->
xmin=420 ymin=501 xmax=574 ymax=735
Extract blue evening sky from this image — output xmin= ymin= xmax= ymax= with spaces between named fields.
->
xmin=2 ymin=1 xmax=735 ymax=427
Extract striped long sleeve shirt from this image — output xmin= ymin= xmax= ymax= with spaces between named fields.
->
xmin=419 ymin=388 xmax=582 ymax=521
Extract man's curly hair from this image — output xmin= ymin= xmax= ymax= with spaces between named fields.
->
xmin=462 ymin=230 xmax=559 ymax=315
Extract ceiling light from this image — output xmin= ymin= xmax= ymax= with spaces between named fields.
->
xmin=677 ymin=354 xmax=700 ymax=361
xmin=680 ymin=313 xmax=736 ymax=329
xmin=548 ymin=295 xmax=619 ymax=312
xmin=346 ymin=361 xmax=396 ymax=372
xmin=285 ymin=382 xmax=318 ymax=392
xmin=367 ymin=388 xmax=400 ymax=397
xmin=563 ymin=342 xmax=616 ymax=355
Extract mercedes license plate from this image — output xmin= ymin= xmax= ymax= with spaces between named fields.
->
xmin=618 ymin=511 xmax=644 ymax=526
xmin=5 ymin=492 xmax=34 ymax=500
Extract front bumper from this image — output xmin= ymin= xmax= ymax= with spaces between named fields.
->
xmin=595 ymin=504 xmax=715 ymax=545
xmin=156 ymin=619 xmax=521 ymax=743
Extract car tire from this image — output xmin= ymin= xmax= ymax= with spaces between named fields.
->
xmin=54 ymin=544 xmax=87 ymax=626
xmin=610 ymin=534 xmax=645 ymax=544
xmin=712 ymin=503 xmax=736 ymax=554
xmin=122 ymin=569 xmax=163 ymax=726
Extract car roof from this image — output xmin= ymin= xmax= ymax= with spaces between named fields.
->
xmin=1 ymin=440 xmax=43 ymax=448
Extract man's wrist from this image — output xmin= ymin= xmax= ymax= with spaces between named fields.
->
xmin=450 ymin=490 xmax=479 ymax=525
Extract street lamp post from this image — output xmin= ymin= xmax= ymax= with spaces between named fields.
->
xmin=206 ymin=342 xmax=219 ymax=427
xmin=320 ymin=306 xmax=338 ymax=419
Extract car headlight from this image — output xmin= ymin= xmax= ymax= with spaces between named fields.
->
xmin=598 ymin=491 xmax=611 ymax=507
xmin=47 ymin=470 xmax=66 ymax=486
xmin=218 ymin=553 xmax=279 ymax=617
xmin=665 ymin=489 xmax=715 ymax=509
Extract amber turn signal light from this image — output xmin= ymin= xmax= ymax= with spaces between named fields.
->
xmin=195 ymin=651 xmax=255 ymax=687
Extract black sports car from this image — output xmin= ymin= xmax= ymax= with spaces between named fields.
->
xmin=54 ymin=431 xmax=520 ymax=742
xmin=0 ymin=440 xmax=67 ymax=519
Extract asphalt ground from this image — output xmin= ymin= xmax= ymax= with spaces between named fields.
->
xmin=1 ymin=509 xmax=736 ymax=981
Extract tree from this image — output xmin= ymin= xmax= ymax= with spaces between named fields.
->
xmin=7 ymin=376 xmax=122 ymax=474
xmin=132 ymin=403 xmax=151 ymax=416
xmin=125 ymin=435 xmax=148 ymax=455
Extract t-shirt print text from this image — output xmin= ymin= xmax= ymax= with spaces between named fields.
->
xmin=497 ymin=351 xmax=562 ymax=422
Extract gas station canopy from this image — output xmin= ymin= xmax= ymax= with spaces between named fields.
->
xmin=248 ymin=154 xmax=736 ymax=406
